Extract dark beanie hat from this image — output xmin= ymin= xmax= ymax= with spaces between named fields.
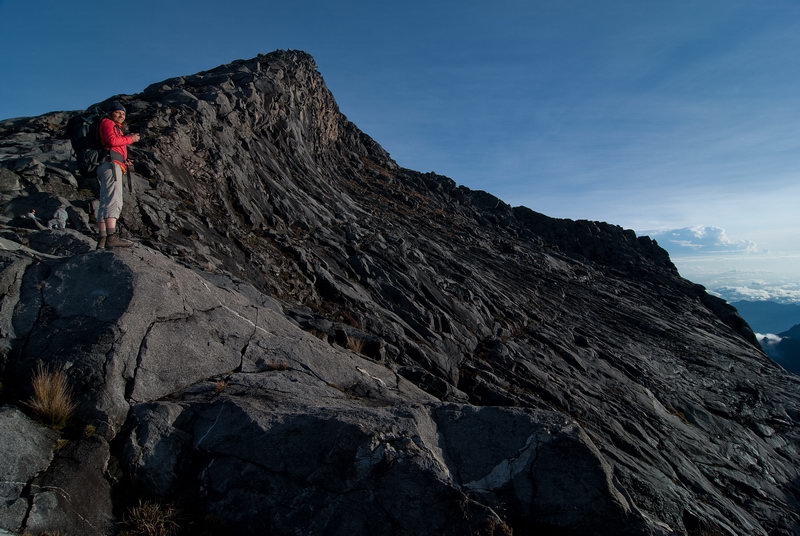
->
xmin=106 ymin=101 xmax=126 ymax=113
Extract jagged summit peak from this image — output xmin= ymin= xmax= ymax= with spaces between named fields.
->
xmin=124 ymin=49 xmax=395 ymax=177
xmin=141 ymin=49 xmax=319 ymax=95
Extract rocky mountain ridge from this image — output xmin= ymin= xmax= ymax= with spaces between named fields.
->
xmin=0 ymin=50 xmax=798 ymax=536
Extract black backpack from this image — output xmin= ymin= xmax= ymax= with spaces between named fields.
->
xmin=65 ymin=106 xmax=107 ymax=178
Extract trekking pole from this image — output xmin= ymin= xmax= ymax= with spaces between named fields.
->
xmin=125 ymin=154 xmax=134 ymax=196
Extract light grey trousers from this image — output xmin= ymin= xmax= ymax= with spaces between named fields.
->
xmin=96 ymin=162 xmax=124 ymax=220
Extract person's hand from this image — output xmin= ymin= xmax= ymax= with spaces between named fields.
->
xmin=131 ymin=133 xmax=141 ymax=143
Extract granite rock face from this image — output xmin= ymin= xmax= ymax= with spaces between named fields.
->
xmin=0 ymin=50 xmax=798 ymax=535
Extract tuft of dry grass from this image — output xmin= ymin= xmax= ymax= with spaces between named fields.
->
xmin=307 ymin=328 xmax=330 ymax=342
xmin=213 ymin=379 xmax=229 ymax=394
xmin=668 ymin=407 xmax=689 ymax=424
xmin=25 ymin=364 xmax=77 ymax=429
xmin=264 ymin=359 xmax=291 ymax=371
xmin=346 ymin=336 xmax=367 ymax=354
xmin=121 ymin=501 xmax=181 ymax=536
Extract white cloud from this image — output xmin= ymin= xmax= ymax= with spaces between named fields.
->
xmin=645 ymin=225 xmax=759 ymax=255
xmin=756 ymin=333 xmax=784 ymax=359
xmin=635 ymin=226 xmax=800 ymax=304
xmin=710 ymin=285 xmax=800 ymax=304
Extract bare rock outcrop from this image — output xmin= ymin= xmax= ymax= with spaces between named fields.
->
xmin=0 ymin=245 xmax=647 ymax=535
xmin=0 ymin=50 xmax=798 ymax=535
xmin=0 ymin=406 xmax=58 ymax=530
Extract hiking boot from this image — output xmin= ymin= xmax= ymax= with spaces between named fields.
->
xmin=105 ymin=233 xmax=133 ymax=248
xmin=96 ymin=235 xmax=106 ymax=250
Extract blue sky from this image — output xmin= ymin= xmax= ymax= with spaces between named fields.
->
xmin=2 ymin=1 xmax=799 ymax=300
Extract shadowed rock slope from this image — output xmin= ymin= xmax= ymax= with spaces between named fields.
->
xmin=0 ymin=50 xmax=798 ymax=536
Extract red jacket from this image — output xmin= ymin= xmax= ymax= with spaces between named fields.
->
xmin=99 ymin=117 xmax=135 ymax=163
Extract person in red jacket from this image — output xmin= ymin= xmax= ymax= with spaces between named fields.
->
xmin=96 ymin=101 xmax=141 ymax=249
